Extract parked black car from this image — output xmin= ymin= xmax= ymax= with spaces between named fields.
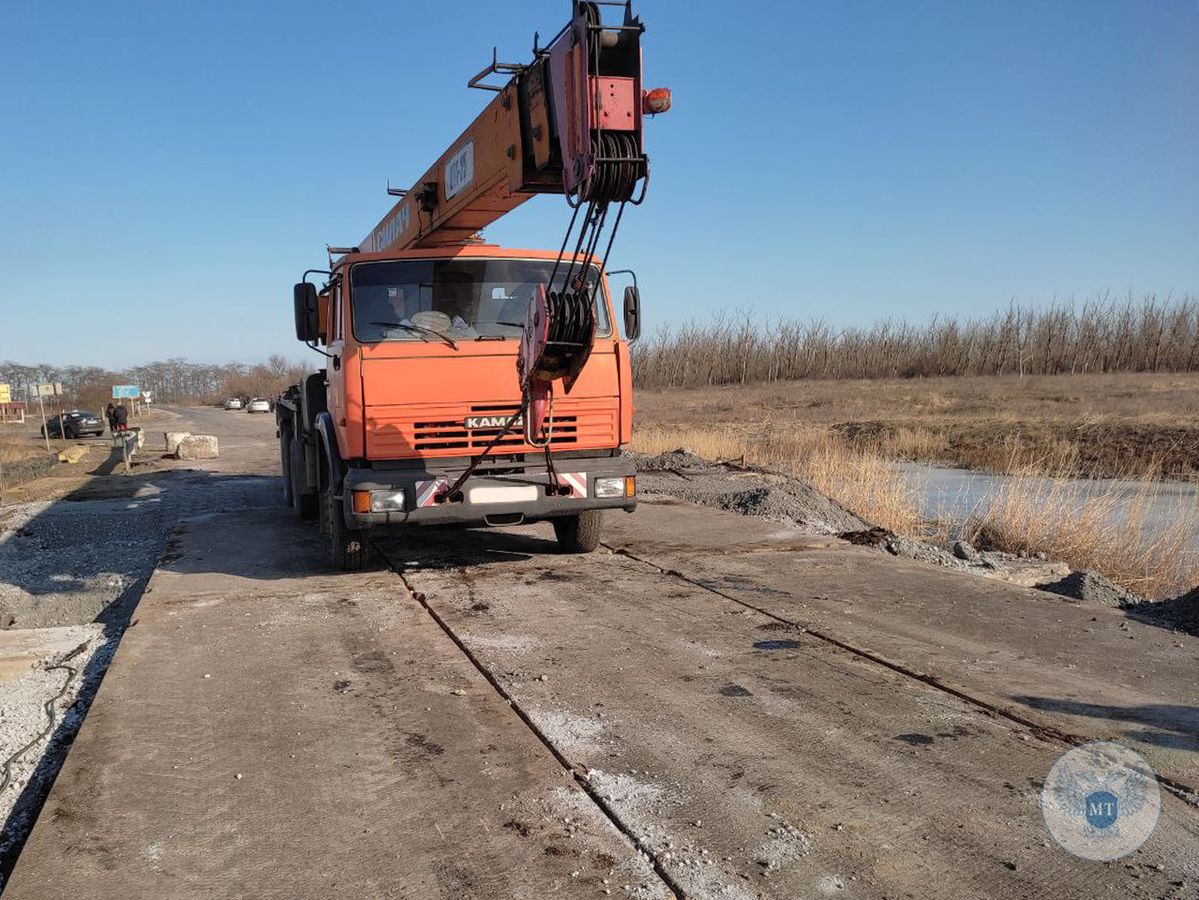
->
xmin=41 ymin=410 xmax=105 ymax=439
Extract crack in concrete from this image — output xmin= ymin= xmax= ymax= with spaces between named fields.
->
xmin=376 ymin=546 xmax=685 ymax=900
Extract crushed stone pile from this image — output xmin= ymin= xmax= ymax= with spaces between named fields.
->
xmin=1040 ymin=570 xmax=1139 ymax=608
xmin=630 ymin=449 xmax=869 ymax=535
xmin=1128 ymin=588 xmax=1199 ymax=636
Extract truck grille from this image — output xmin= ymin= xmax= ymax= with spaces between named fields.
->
xmin=413 ymin=405 xmax=577 ymax=451
xmin=365 ymin=398 xmax=617 ymax=459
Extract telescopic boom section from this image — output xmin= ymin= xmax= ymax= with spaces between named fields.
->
xmin=358 ymin=1 xmax=667 ymax=254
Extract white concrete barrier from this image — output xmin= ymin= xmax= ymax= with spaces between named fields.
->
xmin=175 ymin=435 xmax=219 ymax=460
xmin=164 ymin=431 xmax=192 ymax=453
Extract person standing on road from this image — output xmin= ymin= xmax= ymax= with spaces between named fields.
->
xmin=105 ymin=403 xmax=116 ymax=432
xmin=114 ymin=403 xmax=128 ymax=432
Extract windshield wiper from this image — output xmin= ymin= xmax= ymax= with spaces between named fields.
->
xmin=370 ymin=321 xmax=459 ymax=350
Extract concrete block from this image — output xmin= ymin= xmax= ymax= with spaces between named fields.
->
xmin=57 ymin=446 xmax=88 ymax=464
xmin=164 ymin=431 xmax=192 ymax=453
xmin=175 ymin=435 xmax=219 ymax=460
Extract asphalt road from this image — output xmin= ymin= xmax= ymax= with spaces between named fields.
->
xmin=4 ymin=406 xmax=1197 ymax=899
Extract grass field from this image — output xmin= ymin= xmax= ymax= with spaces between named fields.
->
xmin=635 ymin=372 xmax=1199 ymax=479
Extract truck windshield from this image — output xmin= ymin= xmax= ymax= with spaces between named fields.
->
xmin=350 ymin=258 xmax=612 ymax=343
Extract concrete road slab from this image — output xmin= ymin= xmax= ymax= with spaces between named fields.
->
xmin=378 ymin=520 xmax=1199 ymax=899
xmin=4 ymin=511 xmax=668 ymax=900
xmin=606 ymin=499 xmax=1199 ymax=791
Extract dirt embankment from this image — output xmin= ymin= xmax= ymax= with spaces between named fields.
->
xmin=633 ymin=449 xmax=1199 ymax=635
xmin=634 ymin=449 xmax=868 ymax=534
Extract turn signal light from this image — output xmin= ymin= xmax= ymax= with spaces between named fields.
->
xmin=625 ymin=475 xmax=636 ymax=497
xmin=642 ymin=87 xmax=671 ymax=115
xmin=351 ymin=491 xmax=371 ymax=514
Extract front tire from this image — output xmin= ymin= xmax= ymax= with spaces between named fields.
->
xmin=553 ymin=510 xmax=603 ymax=553
xmin=323 ymin=479 xmax=371 ymax=571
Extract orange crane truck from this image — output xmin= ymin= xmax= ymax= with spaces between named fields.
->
xmin=277 ymin=2 xmax=668 ymax=569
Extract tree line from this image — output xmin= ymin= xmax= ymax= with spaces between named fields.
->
xmin=630 ymin=294 xmax=1199 ymax=389
xmin=0 ymin=356 xmax=311 ymax=412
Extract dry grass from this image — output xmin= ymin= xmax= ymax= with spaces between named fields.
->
xmin=633 ymin=422 xmax=1198 ymax=598
xmin=964 ymin=470 xmax=1199 ymax=598
xmin=0 ymin=437 xmax=47 ymax=465
xmin=631 ymin=423 xmax=925 ymax=535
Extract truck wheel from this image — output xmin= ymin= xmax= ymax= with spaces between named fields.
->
xmin=290 ymin=437 xmax=318 ymax=520
xmin=553 ymin=510 xmax=603 ymax=553
xmin=324 ymin=482 xmax=371 ymax=571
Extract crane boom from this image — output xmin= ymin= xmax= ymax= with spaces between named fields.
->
xmin=358 ymin=1 xmax=666 ymax=255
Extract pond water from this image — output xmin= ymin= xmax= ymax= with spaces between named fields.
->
xmin=899 ymin=463 xmax=1199 ymax=553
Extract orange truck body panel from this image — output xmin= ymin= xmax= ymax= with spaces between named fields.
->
xmin=328 ymin=245 xmax=629 ymax=464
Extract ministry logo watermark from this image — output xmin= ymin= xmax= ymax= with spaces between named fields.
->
xmin=1041 ymin=741 xmax=1161 ymax=861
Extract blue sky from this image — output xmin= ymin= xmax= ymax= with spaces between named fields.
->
xmin=1 ymin=0 xmax=1196 ymax=368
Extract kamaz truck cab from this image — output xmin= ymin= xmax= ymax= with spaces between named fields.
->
xmin=278 ymin=244 xmax=640 ymax=568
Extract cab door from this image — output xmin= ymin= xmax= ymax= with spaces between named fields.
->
xmin=326 ymin=277 xmax=347 ymax=454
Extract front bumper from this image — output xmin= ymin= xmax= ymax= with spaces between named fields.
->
xmin=342 ymin=456 xmax=637 ymax=529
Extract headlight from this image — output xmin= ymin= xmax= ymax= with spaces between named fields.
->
xmin=369 ymin=490 xmax=406 ymax=512
xmin=594 ymin=476 xmax=633 ymax=498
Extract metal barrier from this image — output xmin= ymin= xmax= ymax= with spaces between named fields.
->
xmin=113 ymin=429 xmax=140 ymax=473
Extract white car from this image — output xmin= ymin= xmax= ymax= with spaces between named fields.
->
xmin=224 ymin=398 xmax=243 ymax=410
xmin=246 ymin=398 xmax=271 ymax=413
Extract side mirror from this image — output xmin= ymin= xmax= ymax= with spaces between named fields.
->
xmin=623 ymin=285 xmax=642 ymax=342
xmin=294 ymin=282 xmax=319 ymax=342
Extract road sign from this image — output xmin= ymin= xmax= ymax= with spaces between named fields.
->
xmin=112 ymin=385 xmax=140 ymax=399
xmin=0 ymin=384 xmax=10 ymax=404
xmin=34 ymin=383 xmax=62 ymax=398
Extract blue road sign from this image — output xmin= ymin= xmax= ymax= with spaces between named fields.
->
xmin=112 ymin=385 xmax=140 ymax=399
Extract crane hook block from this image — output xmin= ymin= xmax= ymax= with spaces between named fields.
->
xmin=518 ymin=283 xmax=597 ymax=442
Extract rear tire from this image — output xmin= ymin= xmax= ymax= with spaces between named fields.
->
xmin=280 ymin=427 xmax=294 ymax=507
xmin=291 ymin=436 xmax=319 ymax=520
xmin=553 ymin=510 xmax=603 ymax=553
xmin=323 ymin=479 xmax=371 ymax=571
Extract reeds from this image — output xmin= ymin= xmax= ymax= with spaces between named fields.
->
xmin=632 ymin=423 xmax=1198 ymax=598
xmin=964 ymin=466 xmax=1199 ymax=598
